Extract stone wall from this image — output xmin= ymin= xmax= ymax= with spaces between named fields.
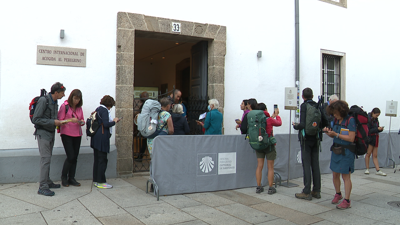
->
xmin=115 ymin=12 xmax=226 ymax=175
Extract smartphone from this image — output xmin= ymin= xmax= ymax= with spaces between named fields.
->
xmin=381 ymin=126 xmax=385 ymax=128
xmin=118 ymin=117 xmax=123 ymax=122
xmin=79 ymin=120 xmax=84 ymax=125
xmin=235 ymin=119 xmax=240 ymax=121
xmin=274 ymin=104 xmax=278 ymax=109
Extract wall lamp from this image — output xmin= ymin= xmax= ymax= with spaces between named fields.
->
xmin=257 ymin=51 xmax=262 ymax=58
xmin=60 ymin=29 xmax=65 ymax=39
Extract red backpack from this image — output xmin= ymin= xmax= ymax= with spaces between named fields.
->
xmin=29 ymin=89 xmax=48 ymax=123
xmin=345 ymin=105 xmax=369 ymax=156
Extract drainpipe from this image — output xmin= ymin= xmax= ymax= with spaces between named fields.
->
xmin=295 ymin=0 xmax=300 ymax=122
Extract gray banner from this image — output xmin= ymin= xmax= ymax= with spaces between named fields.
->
xmin=152 ymin=133 xmax=400 ymax=196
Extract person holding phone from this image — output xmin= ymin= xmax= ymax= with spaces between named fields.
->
xmin=365 ymin=108 xmax=386 ymax=176
xmin=236 ymin=99 xmax=249 ymax=132
xmin=91 ymin=95 xmax=120 ymax=189
xmin=58 ymin=89 xmax=84 ymax=187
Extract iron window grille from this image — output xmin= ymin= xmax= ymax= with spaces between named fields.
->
xmin=322 ymin=54 xmax=341 ymax=101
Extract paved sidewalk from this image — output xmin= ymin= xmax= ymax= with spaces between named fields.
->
xmin=0 ymin=168 xmax=399 ymax=225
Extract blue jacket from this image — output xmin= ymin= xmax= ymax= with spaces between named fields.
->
xmin=90 ymin=106 xmax=116 ymax=153
xmin=204 ymin=109 xmax=223 ymax=135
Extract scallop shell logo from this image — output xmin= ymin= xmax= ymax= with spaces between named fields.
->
xmin=297 ymin=150 xmax=302 ymax=163
xmin=199 ymin=156 xmax=214 ymax=173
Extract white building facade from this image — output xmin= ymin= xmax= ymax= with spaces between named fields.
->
xmin=0 ymin=0 xmax=399 ymax=182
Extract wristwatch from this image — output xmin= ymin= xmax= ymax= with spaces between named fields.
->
xmin=336 ymin=133 xmax=339 ymax=139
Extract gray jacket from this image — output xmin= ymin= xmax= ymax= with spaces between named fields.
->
xmin=32 ymin=94 xmax=59 ymax=141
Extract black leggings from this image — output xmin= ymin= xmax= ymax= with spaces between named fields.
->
xmin=61 ymin=135 xmax=82 ymax=179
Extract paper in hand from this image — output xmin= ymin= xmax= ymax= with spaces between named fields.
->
xmin=199 ymin=112 xmax=207 ymax=120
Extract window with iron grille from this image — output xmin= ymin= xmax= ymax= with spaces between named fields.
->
xmin=322 ymin=54 xmax=341 ymax=101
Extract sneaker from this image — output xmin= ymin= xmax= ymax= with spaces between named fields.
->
xmin=48 ymin=183 xmax=61 ymax=189
xmin=38 ymin=188 xmax=55 ymax=196
xmin=256 ymin=186 xmax=264 ymax=194
xmin=267 ymin=186 xmax=276 ymax=195
xmin=365 ymin=169 xmax=370 ymax=174
xmin=61 ymin=177 xmax=69 ymax=187
xmin=331 ymin=193 xmax=343 ymax=204
xmin=311 ymin=191 xmax=321 ymax=199
xmin=96 ymin=183 xmax=113 ymax=189
xmin=295 ymin=192 xmax=312 ymax=200
xmin=68 ymin=178 xmax=81 ymax=187
xmin=376 ymin=170 xmax=387 ymax=176
xmin=336 ymin=199 xmax=351 ymax=209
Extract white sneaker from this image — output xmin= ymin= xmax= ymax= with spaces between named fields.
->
xmin=365 ymin=169 xmax=369 ymax=174
xmin=376 ymin=170 xmax=387 ymax=176
xmin=96 ymin=183 xmax=113 ymax=189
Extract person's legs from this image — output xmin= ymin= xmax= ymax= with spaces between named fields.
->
xmin=93 ymin=149 xmax=99 ymax=183
xmin=331 ymin=172 xmax=343 ymax=204
xmin=267 ymin=160 xmax=274 ymax=187
xmin=38 ymin=136 xmax=54 ymax=190
xmin=365 ymin=145 xmax=373 ymax=172
xmin=301 ymin=141 xmax=312 ymax=194
xmin=336 ymin=173 xmax=352 ymax=209
xmin=68 ymin=136 xmax=81 ymax=184
xmin=256 ymin=158 xmax=265 ymax=187
xmin=61 ymin=135 xmax=74 ymax=185
xmin=295 ymin=141 xmax=312 ymax=200
xmin=97 ymin=151 xmax=108 ymax=184
xmin=310 ymin=141 xmax=321 ymax=193
xmin=372 ymin=146 xmax=380 ymax=171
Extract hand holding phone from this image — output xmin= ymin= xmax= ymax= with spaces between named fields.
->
xmin=117 ymin=116 xmax=123 ymax=122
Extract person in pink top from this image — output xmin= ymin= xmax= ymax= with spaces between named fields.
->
xmin=258 ymin=103 xmax=282 ymax=194
xmin=58 ymin=89 xmax=85 ymax=187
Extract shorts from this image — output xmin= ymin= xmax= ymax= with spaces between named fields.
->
xmin=256 ymin=145 xmax=277 ymax=160
xmin=368 ymin=135 xmax=379 ymax=147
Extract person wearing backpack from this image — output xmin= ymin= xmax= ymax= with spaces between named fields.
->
xmin=258 ymin=103 xmax=282 ymax=194
xmin=32 ymin=82 xmax=70 ymax=196
xmin=323 ymin=100 xmax=356 ymax=209
xmin=293 ymin=88 xmax=328 ymax=200
xmin=91 ymin=95 xmax=120 ymax=189
xmin=365 ymin=108 xmax=386 ymax=176
xmin=58 ymin=89 xmax=85 ymax=187
xmin=147 ymin=97 xmax=174 ymax=156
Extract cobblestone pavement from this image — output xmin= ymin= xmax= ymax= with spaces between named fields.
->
xmin=0 ymin=168 xmax=399 ymax=225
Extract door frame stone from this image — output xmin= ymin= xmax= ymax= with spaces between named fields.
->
xmin=115 ymin=12 xmax=226 ymax=175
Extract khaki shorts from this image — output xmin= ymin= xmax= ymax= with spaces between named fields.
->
xmin=256 ymin=145 xmax=277 ymax=160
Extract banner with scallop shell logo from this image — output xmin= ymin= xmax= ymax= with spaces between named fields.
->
xmin=197 ymin=153 xmax=217 ymax=176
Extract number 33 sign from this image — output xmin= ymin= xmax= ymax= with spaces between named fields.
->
xmin=172 ymin=22 xmax=181 ymax=33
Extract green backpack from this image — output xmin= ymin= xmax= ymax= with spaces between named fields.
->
xmin=246 ymin=110 xmax=274 ymax=151
xmin=304 ymin=103 xmax=321 ymax=136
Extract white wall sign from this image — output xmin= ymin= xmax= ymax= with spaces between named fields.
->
xmin=285 ymin=87 xmax=297 ymax=110
xmin=171 ymin=22 xmax=181 ymax=33
xmin=385 ymin=100 xmax=398 ymax=117
xmin=218 ymin=152 xmax=236 ymax=175
xmin=37 ymin=45 xmax=86 ymax=67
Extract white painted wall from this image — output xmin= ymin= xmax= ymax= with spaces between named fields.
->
xmin=0 ymin=0 xmax=399 ymax=150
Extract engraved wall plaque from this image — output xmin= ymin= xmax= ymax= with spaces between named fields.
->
xmin=37 ymin=45 xmax=86 ymax=67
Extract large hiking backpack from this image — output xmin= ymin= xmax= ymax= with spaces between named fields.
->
xmin=136 ymin=99 xmax=163 ymax=138
xmin=246 ymin=110 xmax=270 ymax=151
xmin=29 ymin=89 xmax=48 ymax=123
xmin=348 ymin=105 xmax=369 ymax=156
xmin=304 ymin=103 xmax=321 ymax=136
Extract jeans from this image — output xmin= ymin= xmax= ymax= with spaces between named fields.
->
xmin=301 ymin=140 xmax=321 ymax=194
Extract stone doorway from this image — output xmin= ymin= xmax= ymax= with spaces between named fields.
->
xmin=115 ymin=12 xmax=226 ymax=176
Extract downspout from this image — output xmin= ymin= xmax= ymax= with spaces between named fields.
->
xmin=295 ymin=0 xmax=300 ymax=122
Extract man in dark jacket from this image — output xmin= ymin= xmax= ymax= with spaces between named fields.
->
xmin=292 ymin=88 xmax=328 ymax=200
xmin=32 ymin=82 xmax=69 ymax=196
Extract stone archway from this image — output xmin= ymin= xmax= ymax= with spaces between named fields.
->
xmin=115 ymin=12 xmax=226 ymax=176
